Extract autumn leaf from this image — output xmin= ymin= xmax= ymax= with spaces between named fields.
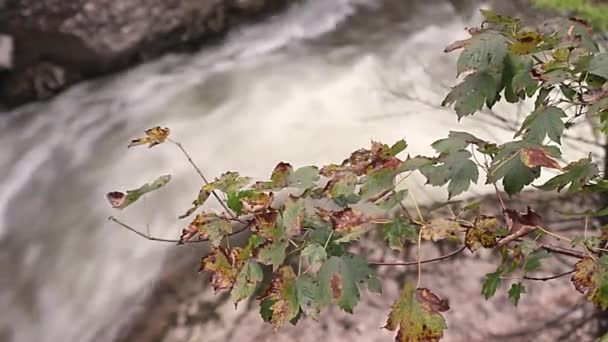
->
xmin=324 ymin=171 xmax=359 ymax=206
xmin=200 ymin=247 xmax=241 ymax=292
xmin=179 ymin=172 xmax=251 ymax=219
xmin=519 ymin=147 xmax=562 ymax=170
xmin=259 ymin=266 xmax=300 ymax=330
xmin=421 ymin=218 xmax=461 ymax=242
xmin=127 ymin=126 xmax=170 ymax=148
xmin=503 ymin=206 xmax=542 ymax=235
xmin=179 ymin=212 xmax=232 ymax=245
xmin=252 ymin=211 xmax=288 ymax=270
xmin=178 ymin=187 xmax=212 ymax=219
xmin=509 ymin=30 xmax=542 ymax=55
xmin=241 ymin=192 xmax=273 ymax=214
xmin=384 ymin=283 xmax=449 ymax=342
xmin=318 ymin=255 xmax=381 ymax=313
xmin=253 ymin=162 xmax=293 ymax=190
xmin=465 ymin=216 xmax=499 ymax=252
xmin=106 ymin=175 xmax=171 ymax=209
xmin=282 ymin=196 xmax=306 ymax=236
xmin=572 ymin=256 xmax=608 ymax=310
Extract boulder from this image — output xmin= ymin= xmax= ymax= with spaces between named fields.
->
xmin=0 ymin=0 xmax=294 ymax=107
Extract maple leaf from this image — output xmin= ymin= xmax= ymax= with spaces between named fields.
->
xmin=318 ymin=255 xmax=381 ymax=313
xmin=442 ymin=72 xmax=498 ymax=118
xmin=508 ymin=283 xmax=526 ymax=306
xmin=328 ymin=208 xmax=374 ymax=243
xmin=420 ymin=150 xmax=479 ymax=199
xmin=539 ymin=156 xmax=599 ymax=193
xmin=301 ymin=243 xmax=327 ymax=273
xmin=572 ymin=256 xmax=608 ymax=310
xmin=519 ymin=147 xmax=562 ymax=170
xmin=504 ymin=206 xmax=542 ymax=234
xmin=179 ymin=212 xmax=232 ymax=245
xmin=431 ymin=131 xmax=484 ymax=155
xmin=511 ymin=56 xmax=538 ymax=97
xmin=465 ymin=216 xmax=499 ymax=252
xmin=200 ymin=247 xmax=241 ymax=292
xmin=179 ymin=172 xmax=251 ymax=219
xmin=456 ymin=32 xmax=508 ymax=81
xmin=252 ymin=211 xmax=288 ymax=270
xmin=296 ymin=274 xmax=321 ymax=320
xmin=588 ymin=53 xmax=608 ymax=79
xmin=282 ymin=196 xmax=306 ymax=236
xmin=376 ymin=190 xmax=408 ymax=210
xmin=231 ymin=260 xmax=263 ymax=305
xmin=383 ymin=217 xmax=418 ymax=250
xmin=384 ymin=283 xmax=449 ymax=342
xmin=106 ymin=175 xmax=171 ymax=209
xmin=516 ymin=106 xmax=566 ymax=144
xmin=482 ymin=271 xmax=501 ymax=299
xmin=323 ymin=171 xmax=359 ymax=206
xmin=421 ymin=218 xmax=461 ymax=242
xmin=259 ymin=266 xmax=300 ymax=330
xmin=178 ymin=187 xmax=212 ymax=219
xmin=359 ymin=168 xmax=399 ymax=202
xmin=241 ymin=192 xmax=274 ymax=214
xmin=127 ymin=126 xmax=170 ymax=148
xmin=510 ymin=30 xmax=542 ymax=55
xmin=253 ymin=162 xmax=293 ymax=190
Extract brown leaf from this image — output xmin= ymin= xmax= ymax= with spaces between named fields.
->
xmin=252 ymin=211 xmax=279 ymax=240
xmin=415 ymin=288 xmax=450 ymax=313
xmin=421 ymin=218 xmax=461 ymax=242
xmin=200 ymin=247 xmax=240 ymax=292
xmin=571 ymin=256 xmax=608 ymax=310
xmin=465 ymin=216 xmax=499 ymax=252
xmin=259 ymin=266 xmax=300 ymax=330
xmin=106 ymin=192 xmax=126 ymax=209
xmin=128 ymin=126 xmax=170 ymax=148
xmin=504 ymin=206 xmax=542 ymax=234
xmin=520 ymin=148 xmax=562 ymax=170
xmin=329 ymin=208 xmax=370 ymax=233
xmin=241 ymin=192 xmax=274 ymax=214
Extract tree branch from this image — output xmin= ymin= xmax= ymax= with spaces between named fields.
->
xmin=108 ymin=216 xmax=251 ymax=244
xmin=524 ymin=269 xmax=575 ymax=281
xmin=369 ymin=246 xmax=466 ymax=266
xmin=539 ymin=243 xmax=587 ymax=259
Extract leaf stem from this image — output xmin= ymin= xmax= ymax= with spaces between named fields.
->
xmin=169 ymin=139 xmax=237 ymax=219
xmin=370 ymin=246 xmax=466 ymax=266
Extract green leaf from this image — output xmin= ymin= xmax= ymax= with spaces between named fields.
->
xmin=482 ymin=271 xmax=501 ymax=299
xmin=258 ymin=240 xmax=288 ymax=271
xmin=383 ymin=217 xmax=417 ymax=250
xmin=572 ymin=256 xmax=608 ymax=310
xmin=420 ymin=150 xmax=479 ymax=198
xmin=399 ymin=156 xmax=436 ymax=172
xmin=282 ymin=196 xmax=306 ymax=236
xmin=442 ymin=72 xmax=498 ymax=118
xmin=231 ymin=261 xmax=263 ymax=305
xmin=301 ymin=243 xmax=328 ymax=273
xmin=457 ymin=32 xmax=508 ymax=81
xmin=508 ymin=283 xmax=526 ymax=306
xmin=226 ymin=190 xmax=255 ymax=216
xmin=431 ymin=131 xmax=484 ymax=154
xmin=589 ymin=53 xmax=608 ymax=79
xmin=512 ymin=56 xmax=537 ymax=97
xmin=107 ymin=175 xmax=172 ymax=210
xmin=318 ymin=255 xmax=381 ymax=313
xmin=539 ymin=157 xmax=599 ymax=193
xmin=260 ymin=266 xmax=300 ymax=329
xmin=376 ymin=190 xmax=408 ymax=210
xmin=489 ymin=141 xmax=545 ymax=195
xmin=210 ymin=172 xmax=252 ymax=193
xmin=200 ymin=247 xmax=239 ymax=292
xmin=389 ymin=139 xmax=408 ymax=156
xmin=359 ymin=168 xmax=398 ymax=202
xmin=524 ymin=250 xmax=550 ymax=272
xmin=325 ymin=171 xmax=359 ymax=206
xmin=288 ymin=166 xmax=320 ymax=189
xmin=517 ymin=106 xmax=566 ymax=143
xmin=296 ymin=274 xmax=320 ymax=320
xmin=384 ymin=283 xmax=449 ymax=342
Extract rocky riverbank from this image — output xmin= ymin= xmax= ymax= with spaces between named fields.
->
xmin=0 ymin=0 xmax=295 ymax=108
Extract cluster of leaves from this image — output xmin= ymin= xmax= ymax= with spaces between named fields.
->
xmin=107 ymin=10 xmax=608 ymax=342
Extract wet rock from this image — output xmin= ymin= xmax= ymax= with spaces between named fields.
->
xmin=0 ymin=0 xmax=295 ymax=108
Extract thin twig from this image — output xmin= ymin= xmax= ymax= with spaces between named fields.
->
xmin=370 ymin=246 xmax=466 ymax=266
xmin=108 ymin=216 xmax=251 ymax=244
xmin=539 ymin=243 xmax=586 ymax=259
xmin=416 ymin=227 xmax=423 ymax=288
xmin=169 ymin=139 xmax=237 ymax=219
xmin=524 ymin=269 xmax=575 ymax=281
xmin=536 ymin=225 xmax=573 ymax=243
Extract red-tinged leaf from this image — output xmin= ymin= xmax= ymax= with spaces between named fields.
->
xmin=320 ymin=163 xmax=350 ymax=177
xmin=200 ymin=247 xmax=240 ymax=292
xmin=259 ymin=266 xmax=300 ymax=330
xmin=179 ymin=212 xmax=232 ymax=246
xmin=384 ymin=283 xmax=449 ymax=342
xmin=329 ymin=208 xmax=370 ymax=234
xmin=520 ymin=147 xmax=562 ymax=170
xmin=127 ymin=126 xmax=170 ymax=148
xmin=252 ymin=211 xmax=279 ymax=240
xmin=282 ymin=196 xmax=306 ymax=237
xmin=503 ymin=206 xmax=542 ymax=234
xmin=106 ymin=175 xmax=172 ymax=209
xmin=572 ymin=256 xmax=608 ymax=310
xmin=253 ymin=162 xmax=293 ymax=190
xmin=241 ymin=192 xmax=274 ymax=214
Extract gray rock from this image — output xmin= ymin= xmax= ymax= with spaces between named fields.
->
xmin=0 ymin=0 xmax=295 ymax=107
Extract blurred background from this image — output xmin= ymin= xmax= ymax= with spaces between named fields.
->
xmin=0 ymin=0 xmax=606 ymax=341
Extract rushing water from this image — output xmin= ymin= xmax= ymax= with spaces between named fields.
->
xmin=0 ymin=1 xmax=602 ymax=341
